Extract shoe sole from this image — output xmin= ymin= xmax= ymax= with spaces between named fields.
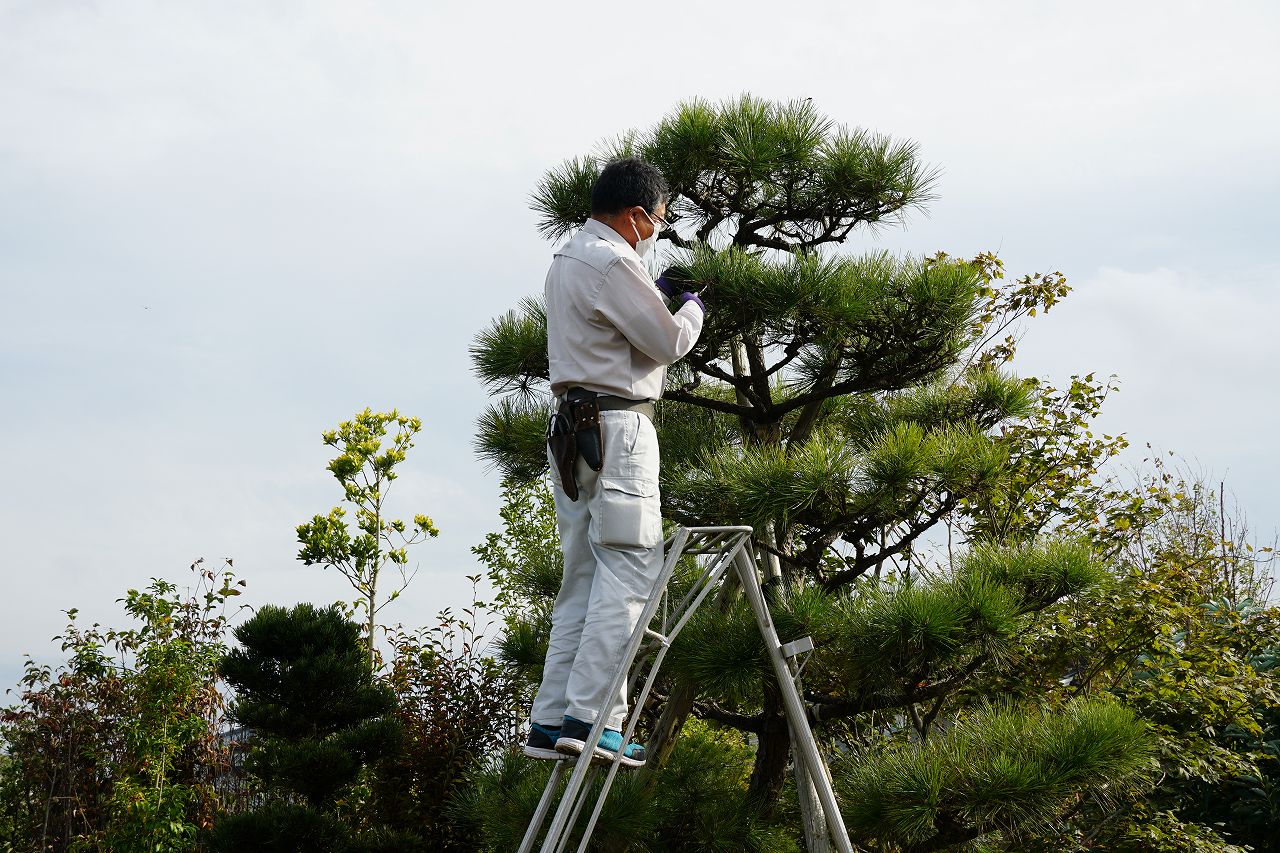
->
xmin=555 ymin=736 xmax=646 ymax=768
xmin=522 ymin=744 xmax=564 ymax=760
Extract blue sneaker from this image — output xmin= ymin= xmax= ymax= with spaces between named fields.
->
xmin=523 ymin=723 xmax=563 ymax=760
xmin=555 ymin=716 xmax=646 ymax=768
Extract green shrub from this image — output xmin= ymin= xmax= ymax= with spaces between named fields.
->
xmin=0 ymin=561 xmax=238 ymax=853
xmin=209 ymin=603 xmax=415 ymax=852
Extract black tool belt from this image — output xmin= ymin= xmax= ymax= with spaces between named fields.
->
xmin=546 ymin=389 xmax=654 ymax=501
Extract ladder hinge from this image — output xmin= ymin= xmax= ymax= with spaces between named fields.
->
xmin=645 ymin=628 xmax=670 ymax=646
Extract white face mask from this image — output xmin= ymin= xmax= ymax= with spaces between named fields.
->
xmin=632 ymin=210 xmax=661 ymax=258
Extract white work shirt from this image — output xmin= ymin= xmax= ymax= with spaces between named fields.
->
xmin=545 ymin=218 xmax=703 ymax=401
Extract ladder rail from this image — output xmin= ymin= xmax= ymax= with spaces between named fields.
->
xmin=516 ymin=759 xmax=567 ymax=853
xmin=625 ymin=529 xmax=745 ymax=711
xmin=550 ymin=764 xmax=599 ymax=853
xmin=524 ymin=527 xmax=711 ymax=845
xmin=664 ymin=546 xmax=728 ymax=632
xmin=732 ymin=547 xmax=854 ymax=853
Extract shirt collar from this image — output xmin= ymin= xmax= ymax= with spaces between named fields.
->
xmin=581 ymin=217 xmax=636 ymax=252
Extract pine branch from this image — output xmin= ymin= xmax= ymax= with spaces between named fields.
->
xmin=657 ymin=230 xmax=692 ymax=252
xmin=823 ymin=496 xmax=954 ymax=591
xmin=662 ymin=388 xmax=758 ymax=419
xmin=810 ymin=654 xmax=989 ymax=722
xmin=754 ymin=534 xmax=810 ymax=579
xmin=686 ymin=349 xmax=769 ymax=412
xmin=764 ymin=339 xmax=805 ymax=377
xmin=785 ymin=351 xmax=842 ymax=450
xmin=768 ymin=526 xmax=843 ymax=582
xmin=691 ymin=702 xmax=763 ymax=733
xmin=912 ymin=821 xmax=986 ymax=853
xmin=773 ymin=374 xmax=880 ymax=420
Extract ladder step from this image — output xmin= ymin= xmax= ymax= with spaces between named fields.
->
xmin=780 ymin=636 xmax=814 ymax=658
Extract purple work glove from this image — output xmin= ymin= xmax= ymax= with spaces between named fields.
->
xmin=656 ymin=265 xmax=695 ymax=300
xmin=678 ymin=291 xmax=705 ymax=314
xmin=654 ymin=274 xmax=681 ymax=299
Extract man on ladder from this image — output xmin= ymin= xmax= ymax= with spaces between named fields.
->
xmin=525 ymin=157 xmax=705 ymax=768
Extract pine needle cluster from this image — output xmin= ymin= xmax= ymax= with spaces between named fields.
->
xmin=837 ymin=701 xmax=1151 ymax=850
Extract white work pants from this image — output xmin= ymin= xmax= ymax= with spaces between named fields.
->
xmin=531 ymin=410 xmax=664 ymax=729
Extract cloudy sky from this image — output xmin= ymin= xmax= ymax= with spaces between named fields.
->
xmin=2 ymin=0 xmax=1277 ymax=689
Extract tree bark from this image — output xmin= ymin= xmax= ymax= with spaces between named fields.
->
xmin=639 ymin=678 xmax=697 ymax=795
xmin=748 ymin=520 xmax=794 ymax=811
xmin=747 ymin=686 xmax=791 ymax=810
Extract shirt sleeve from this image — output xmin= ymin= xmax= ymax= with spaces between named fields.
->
xmin=593 ymin=255 xmax=703 ymax=366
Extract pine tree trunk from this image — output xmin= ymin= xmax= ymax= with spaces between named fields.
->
xmin=748 ymin=687 xmax=791 ymax=810
xmin=639 ymin=679 xmax=696 ymax=794
xmin=748 ymin=523 xmax=793 ymax=811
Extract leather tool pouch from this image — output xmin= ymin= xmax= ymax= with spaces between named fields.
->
xmin=547 ymin=405 xmax=579 ymax=501
xmin=572 ymin=397 xmax=604 ymax=472
xmin=547 ymin=391 xmax=608 ymax=501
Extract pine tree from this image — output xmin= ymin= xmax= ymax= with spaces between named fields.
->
xmin=210 ymin=603 xmax=412 ymax=853
xmin=471 ymin=95 xmax=1153 ymax=849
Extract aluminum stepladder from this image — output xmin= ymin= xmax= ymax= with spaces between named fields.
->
xmin=517 ymin=526 xmax=854 ymax=853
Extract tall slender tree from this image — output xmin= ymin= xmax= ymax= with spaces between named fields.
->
xmin=297 ymin=408 xmax=439 ymax=672
xmin=471 ymin=95 xmax=1153 ymax=849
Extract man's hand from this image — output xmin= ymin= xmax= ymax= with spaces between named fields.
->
xmin=678 ymin=291 xmax=705 ymax=314
xmin=655 ymin=264 xmax=695 ymax=300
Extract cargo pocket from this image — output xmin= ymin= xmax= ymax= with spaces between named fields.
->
xmin=594 ymin=476 xmax=662 ymax=548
